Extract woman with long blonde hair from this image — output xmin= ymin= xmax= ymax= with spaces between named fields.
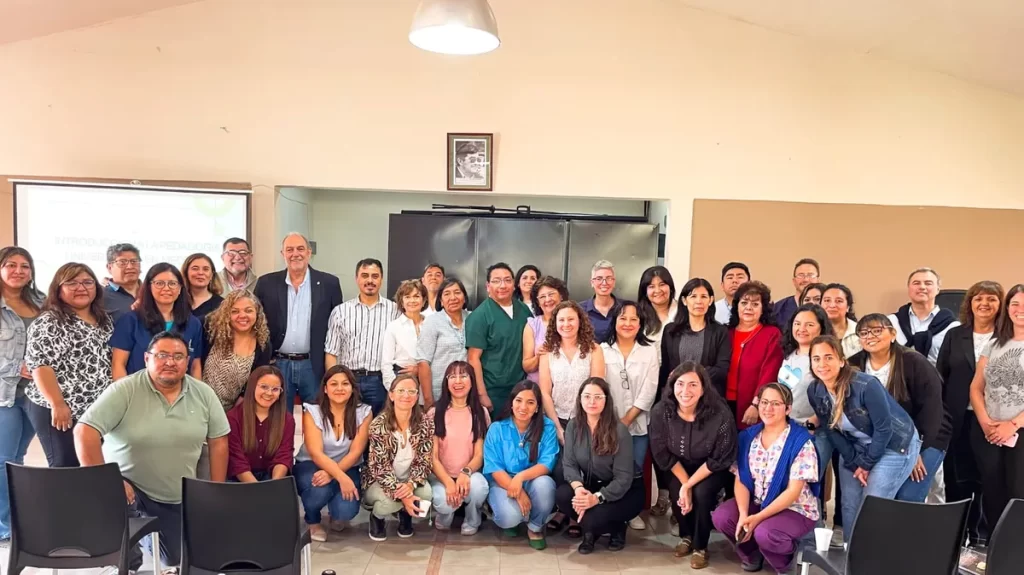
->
xmin=202 ymin=290 xmax=272 ymax=410
xmin=806 ymin=335 xmax=919 ymax=545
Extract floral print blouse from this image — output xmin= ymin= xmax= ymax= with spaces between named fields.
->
xmin=362 ymin=411 xmax=434 ymax=498
xmin=732 ymin=425 xmax=819 ymax=521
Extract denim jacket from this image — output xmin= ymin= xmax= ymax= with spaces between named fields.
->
xmin=0 ymin=294 xmax=43 ymax=407
xmin=807 ymin=370 xmax=918 ymax=471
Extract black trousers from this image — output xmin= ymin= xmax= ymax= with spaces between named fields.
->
xmin=970 ymin=414 xmax=1024 ymax=530
xmin=128 ymin=482 xmax=183 ymax=569
xmin=669 ymin=463 xmax=730 ymax=550
xmin=24 ymin=400 xmax=79 ymax=467
xmin=555 ymin=478 xmax=645 ymax=538
xmin=946 ymin=411 xmax=987 ymax=540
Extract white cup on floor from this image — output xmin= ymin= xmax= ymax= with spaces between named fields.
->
xmin=814 ymin=528 xmax=833 ymax=552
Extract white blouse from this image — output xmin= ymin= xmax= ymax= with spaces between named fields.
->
xmin=550 ymin=348 xmax=595 ymax=420
xmin=601 ymin=341 xmax=659 ymax=435
xmin=382 ymin=314 xmax=421 ymax=388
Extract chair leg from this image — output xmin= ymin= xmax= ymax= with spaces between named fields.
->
xmin=152 ymin=532 xmax=161 ymax=574
xmin=799 ymin=563 xmax=810 ymax=575
xmin=302 ymin=542 xmax=312 ymax=575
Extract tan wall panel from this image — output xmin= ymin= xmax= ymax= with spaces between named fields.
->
xmin=689 ymin=199 xmax=1024 ymax=317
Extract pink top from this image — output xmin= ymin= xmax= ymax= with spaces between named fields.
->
xmin=731 ymin=425 xmax=820 ymax=521
xmin=432 ymin=406 xmax=489 ymax=478
xmin=526 ymin=316 xmax=548 ymax=383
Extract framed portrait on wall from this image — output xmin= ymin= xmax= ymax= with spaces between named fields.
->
xmin=447 ymin=133 xmax=493 ymax=191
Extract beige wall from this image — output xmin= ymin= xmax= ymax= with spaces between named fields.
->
xmin=1 ymin=0 xmax=1022 ymax=277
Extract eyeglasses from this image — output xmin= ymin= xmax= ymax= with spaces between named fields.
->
xmin=393 ymin=389 xmax=419 ymax=397
xmin=857 ymin=327 xmax=887 ymax=338
xmin=224 ymin=249 xmax=251 ymax=259
xmin=489 ymin=278 xmax=514 ymax=286
xmin=152 ymin=352 xmax=187 ymax=363
xmin=591 ymin=277 xmax=614 ymax=285
xmin=759 ymin=400 xmax=785 ymax=409
xmin=62 ymin=279 xmax=96 ymax=289
xmin=619 ymin=369 xmax=630 ymax=390
xmin=794 ymin=273 xmax=819 ymax=280
xmin=256 ymin=384 xmax=283 ymax=395
xmin=447 ymin=373 xmax=470 ymax=381
xmin=114 ymin=258 xmax=142 ymax=268
xmin=152 ymin=280 xmax=181 ymax=290
xmin=581 ymin=393 xmax=606 ymax=402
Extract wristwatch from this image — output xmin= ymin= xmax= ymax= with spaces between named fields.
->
xmin=460 ymin=467 xmax=472 ymax=477
xmin=595 ymin=491 xmax=606 ymax=504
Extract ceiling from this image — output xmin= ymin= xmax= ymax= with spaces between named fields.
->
xmin=0 ymin=0 xmax=201 ymax=46
xmin=678 ymin=0 xmax=1024 ymax=96
xmin=0 ymin=0 xmax=1020 ymax=96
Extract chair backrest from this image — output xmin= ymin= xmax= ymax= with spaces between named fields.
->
xmin=7 ymin=462 xmax=128 ymax=558
xmin=986 ymin=498 xmax=1024 ymax=575
xmin=846 ymin=495 xmax=970 ymax=575
xmin=182 ymin=477 xmax=301 ymax=572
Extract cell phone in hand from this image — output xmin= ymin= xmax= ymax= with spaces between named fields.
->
xmin=1002 ymin=433 xmax=1019 ymax=448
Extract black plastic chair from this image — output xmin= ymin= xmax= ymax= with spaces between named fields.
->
xmin=936 ymin=289 xmax=968 ymax=315
xmin=799 ymin=495 xmax=970 ymax=575
xmin=6 ymin=462 xmax=160 ymax=575
xmin=181 ymin=476 xmax=311 ymax=575
xmin=983 ymin=498 xmax=1024 ymax=575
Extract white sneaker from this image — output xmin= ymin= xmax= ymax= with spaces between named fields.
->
xmin=628 ymin=516 xmax=646 ymax=530
xmin=461 ymin=524 xmax=479 ymax=536
xmin=309 ymin=523 xmax=327 ymax=542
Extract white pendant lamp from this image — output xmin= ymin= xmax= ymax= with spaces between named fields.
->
xmin=409 ymin=0 xmax=500 ymax=55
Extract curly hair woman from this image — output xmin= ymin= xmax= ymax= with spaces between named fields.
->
xmin=538 ymin=301 xmax=605 ymax=445
xmin=202 ymin=290 xmax=272 ymax=410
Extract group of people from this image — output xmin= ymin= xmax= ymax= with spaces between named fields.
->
xmin=0 ymin=236 xmax=1021 ymax=574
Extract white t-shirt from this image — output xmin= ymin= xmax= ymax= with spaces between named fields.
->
xmin=865 ymin=360 xmax=892 ymax=389
xmin=392 ymin=430 xmax=415 ymax=482
xmin=969 ymin=332 xmax=995 ymax=411
xmin=981 ymin=338 xmax=1024 ymax=422
xmin=500 ymin=303 xmax=514 ymax=319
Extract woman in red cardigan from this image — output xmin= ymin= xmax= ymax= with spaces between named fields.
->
xmin=726 ymin=281 xmax=784 ymax=429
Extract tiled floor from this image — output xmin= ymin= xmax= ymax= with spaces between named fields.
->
xmin=10 ymin=429 xmax=828 ymax=575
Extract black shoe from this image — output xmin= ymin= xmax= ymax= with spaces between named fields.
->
xmin=397 ymin=510 xmax=414 ymax=538
xmin=741 ymin=554 xmax=764 ymax=572
xmin=577 ymin=533 xmax=596 ymax=555
xmin=607 ymin=529 xmax=626 ymax=552
xmin=369 ymin=514 xmax=387 ymax=541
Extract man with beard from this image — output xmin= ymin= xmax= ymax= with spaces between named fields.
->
xmin=254 ymin=233 xmax=343 ymax=404
xmin=466 ymin=262 xmax=531 ymax=415
xmin=75 ymin=331 xmax=230 ymax=571
xmin=219 ymin=237 xmax=258 ymax=293
xmin=325 ymin=258 xmax=399 ymax=415
xmin=421 ymin=263 xmax=445 ymax=316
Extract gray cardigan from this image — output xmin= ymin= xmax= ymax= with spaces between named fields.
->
xmin=562 ymin=419 xmax=635 ymax=502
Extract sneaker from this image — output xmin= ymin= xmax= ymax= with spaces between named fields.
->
xmin=328 ymin=519 xmax=348 ymax=533
xmin=368 ymin=514 xmax=387 ymax=542
xmin=830 ymin=527 xmax=844 ymax=549
xmin=397 ymin=510 xmax=414 ymax=538
xmin=434 ymin=512 xmax=454 ymax=531
xmin=309 ymin=523 xmax=327 ymax=542
xmin=460 ymin=523 xmax=479 ymax=536
xmin=628 ymin=516 xmax=646 ymax=530
xmin=741 ymin=554 xmax=764 ymax=572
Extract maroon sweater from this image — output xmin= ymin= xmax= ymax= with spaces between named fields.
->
xmin=227 ymin=404 xmax=295 ymax=478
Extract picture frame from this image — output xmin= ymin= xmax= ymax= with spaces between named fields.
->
xmin=447 ymin=133 xmax=493 ymax=191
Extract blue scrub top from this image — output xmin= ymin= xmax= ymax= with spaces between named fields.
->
xmin=109 ymin=310 xmax=204 ymax=375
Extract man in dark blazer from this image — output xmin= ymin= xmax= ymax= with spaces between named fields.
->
xmin=253 ymin=233 xmax=342 ymax=404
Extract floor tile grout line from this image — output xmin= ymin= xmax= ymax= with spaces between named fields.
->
xmin=425 ymin=527 xmax=447 ymax=575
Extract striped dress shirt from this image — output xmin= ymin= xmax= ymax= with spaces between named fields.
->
xmin=324 ymin=297 xmax=399 ymax=371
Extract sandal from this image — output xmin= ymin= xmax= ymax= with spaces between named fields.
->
xmin=690 ymin=549 xmax=709 ymax=570
xmin=545 ymin=513 xmax=568 ymax=532
xmin=564 ymin=522 xmax=582 ymax=539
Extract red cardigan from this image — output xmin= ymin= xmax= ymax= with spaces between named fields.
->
xmin=728 ymin=325 xmax=784 ymax=429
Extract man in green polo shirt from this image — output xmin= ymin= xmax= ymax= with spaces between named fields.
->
xmin=466 ymin=262 xmax=531 ymax=415
xmin=75 ymin=331 xmax=230 ymax=570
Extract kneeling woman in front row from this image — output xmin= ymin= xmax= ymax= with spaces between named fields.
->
xmin=556 ymin=377 xmax=644 ymax=554
xmin=712 ymin=383 xmax=819 ymax=573
xmin=363 ymin=374 xmax=434 ymax=541
xmin=226 ymin=366 xmax=295 ymax=483
xmin=483 ymin=380 xmax=559 ymax=550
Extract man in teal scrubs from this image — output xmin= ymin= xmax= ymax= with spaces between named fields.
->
xmin=466 ymin=262 xmax=531 ymax=415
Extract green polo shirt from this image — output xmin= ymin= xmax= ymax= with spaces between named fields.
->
xmin=79 ymin=370 xmax=230 ymax=504
xmin=465 ymin=297 xmax=531 ymax=414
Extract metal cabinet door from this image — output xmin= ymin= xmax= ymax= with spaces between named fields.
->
xmin=474 ymin=218 xmax=568 ymax=307
xmin=387 ymin=214 xmax=477 ymax=302
xmin=566 ymin=221 xmax=659 ymax=301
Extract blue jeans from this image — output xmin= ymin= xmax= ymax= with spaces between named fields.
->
xmin=430 ymin=472 xmax=489 ymax=529
xmin=631 ymin=434 xmax=649 ymax=474
xmin=488 ymin=475 xmax=556 ymax=533
xmin=0 ymin=396 xmax=35 ymax=539
xmin=358 ymin=373 xmax=386 ymax=416
xmin=276 ymin=358 xmax=319 ymax=405
xmin=895 ymin=446 xmax=946 ymax=503
xmin=838 ymin=433 xmax=921 ymax=543
xmin=294 ymin=460 xmax=362 ymax=525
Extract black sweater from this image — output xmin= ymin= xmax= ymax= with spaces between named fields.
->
xmin=849 ymin=348 xmax=952 ymax=452
xmin=659 ymin=321 xmax=732 ymax=398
